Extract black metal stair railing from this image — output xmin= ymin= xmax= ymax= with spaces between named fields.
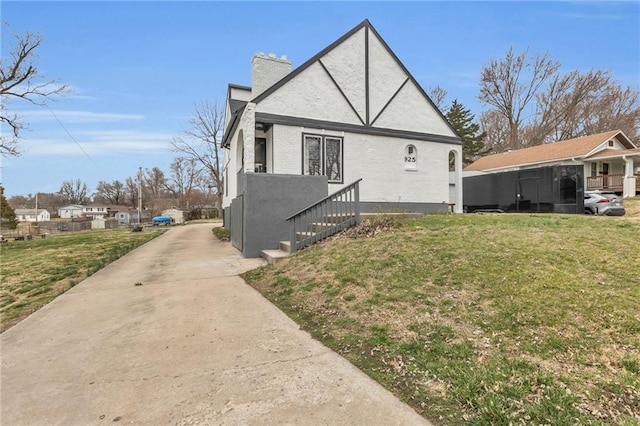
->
xmin=285 ymin=179 xmax=362 ymax=253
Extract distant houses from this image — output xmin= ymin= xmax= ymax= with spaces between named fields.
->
xmin=14 ymin=209 xmax=51 ymax=222
xmin=16 ymin=204 xmax=152 ymax=225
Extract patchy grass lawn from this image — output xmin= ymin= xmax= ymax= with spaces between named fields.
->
xmin=244 ymin=211 xmax=640 ymax=425
xmin=0 ymin=228 xmax=164 ymax=332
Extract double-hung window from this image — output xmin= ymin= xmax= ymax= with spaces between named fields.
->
xmin=302 ymin=134 xmax=343 ymax=183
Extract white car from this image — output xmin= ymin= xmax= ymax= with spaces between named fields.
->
xmin=584 ymin=191 xmax=625 ymax=216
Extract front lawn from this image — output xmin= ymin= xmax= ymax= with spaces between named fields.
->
xmin=244 ymin=212 xmax=640 ymax=425
xmin=0 ymin=228 xmax=164 ymax=332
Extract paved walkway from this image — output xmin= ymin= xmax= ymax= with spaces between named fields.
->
xmin=1 ymin=223 xmax=430 ymax=425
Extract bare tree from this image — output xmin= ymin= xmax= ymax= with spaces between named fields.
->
xmin=479 ymin=47 xmax=640 ymax=151
xmin=125 ymin=176 xmax=139 ymax=207
xmin=58 ymin=179 xmax=89 ymax=205
xmin=0 ymin=26 xmax=67 ymax=157
xmin=170 ymin=101 xmax=224 ymax=217
xmin=479 ymin=110 xmax=512 ymax=154
xmin=143 ymin=167 xmax=169 ymax=216
xmin=165 ymin=157 xmax=203 ymax=210
xmin=95 ymin=180 xmax=126 ymax=205
xmin=428 ymin=86 xmax=449 ymax=111
xmin=479 ymin=48 xmax=560 ymax=151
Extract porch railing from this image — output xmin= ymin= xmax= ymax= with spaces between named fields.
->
xmin=285 ymin=179 xmax=362 ymax=254
xmin=586 ymin=174 xmax=640 ymax=191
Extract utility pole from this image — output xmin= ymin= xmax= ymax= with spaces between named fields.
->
xmin=35 ymin=192 xmax=38 ymax=224
xmin=138 ymin=167 xmax=142 ymax=225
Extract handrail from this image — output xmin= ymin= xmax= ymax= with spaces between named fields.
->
xmin=286 ymin=179 xmax=362 ymax=253
xmin=285 ymin=179 xmax=363 ymax=221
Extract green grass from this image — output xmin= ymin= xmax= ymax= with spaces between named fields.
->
xmin=212 ymin=226 xmax=230 ymax=241
xmin=0 ymin=228 xmax=164 ymax=332
xmin=244 ymin=211 xmax=640 ymax=425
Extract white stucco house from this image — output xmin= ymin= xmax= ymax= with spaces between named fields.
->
xmin=222 ymin=19 xmax=462 ymax=257
xmin=15 ymin=209 xmax=51 ymax=222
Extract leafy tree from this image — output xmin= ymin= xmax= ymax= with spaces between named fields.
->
xmin=446 ymin=100 xmax=489 ymax=166
xmin=0 ymin=185 xmax=17 ymax=229
xmin=0 ymin=26 xmax=67 ymax=157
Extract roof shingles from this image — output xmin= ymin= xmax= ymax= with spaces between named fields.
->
xmin=464 ymin=130 xmax=632 ymax=171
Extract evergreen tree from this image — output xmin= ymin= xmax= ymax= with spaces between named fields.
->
xmin=446 ymin=100 xmax=490 ymax=166
xmin=0 ymin=185 xmax=17 ymax=229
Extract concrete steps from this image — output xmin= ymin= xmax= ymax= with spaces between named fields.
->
xmin=261 ymin=240 xmax=293 ymax=265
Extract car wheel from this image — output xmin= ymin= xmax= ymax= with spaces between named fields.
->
xmin=585 ymin=209 xmax=594 ymax=215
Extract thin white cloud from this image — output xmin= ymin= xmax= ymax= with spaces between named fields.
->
xmin=64 ymin=85 xmax=100 ymax=100
xmin=19 ymin=110 xmax=145 ymax=123
xmin=22 ymin=130 xmax=172 ymax=156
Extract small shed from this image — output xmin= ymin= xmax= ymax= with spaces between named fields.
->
xmin=161 ymin=208 xmax=186 ymax=224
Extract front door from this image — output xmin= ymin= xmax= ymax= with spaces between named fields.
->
xmin=602 ymin=163 xmax=609 ymax=188
xmin=255 ymin=138 xmax=266 ymax=173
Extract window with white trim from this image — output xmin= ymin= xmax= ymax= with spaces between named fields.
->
xmin=405 ymin=145 xmax=417 ymax=170
xmin=302 ymin=134 xmax=343 ymax=183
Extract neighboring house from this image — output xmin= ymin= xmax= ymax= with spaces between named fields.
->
xmin=465 ymin=130 xmax=639 ymax=198
xmin=222 ymin=19 xmax=463 ymax=257
xmin=15 ymin=209 xmax=51 ymax=222
xmin=114 ymin=208 xmax=151 ymax=225
xmin=114 ymin=210 xmax=130 ymax=225
xmin=82 ymin=204 xmax=111 ymax=220
xmin=58 ymin=204 xmax=84 ymax=219
xmin=162 ymin=208 xmax=186 ymax=224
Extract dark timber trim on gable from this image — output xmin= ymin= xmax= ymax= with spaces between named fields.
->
xmin=251 ymin=20 xmax=370 ymax=105
xmin=222 ymin=105 xmax=246 ymax=148
xmin=318 ymin=59 xmax=365 ymax=125
xmin=365 ymin=25 xmax=370 ymax=125
xmin=364 ymin=23 xmax=460 ymax=138
xmin=250 ymin=19 xmax=461 ymax=140
xmin=255 ymin=112 xmax=462 ymax=145
xmin=370 ymin=78 xmax=409 ymax=127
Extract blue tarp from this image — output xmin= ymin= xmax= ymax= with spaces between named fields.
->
xmin=152 ymin=215 xmax=173 ymax=224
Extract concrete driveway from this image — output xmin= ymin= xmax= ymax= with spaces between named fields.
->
xmin=1 ymin=223 xmax=430 ymax=425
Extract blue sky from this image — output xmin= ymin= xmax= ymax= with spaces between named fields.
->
xmin=2 ymin=1 xmax=639 ymax=198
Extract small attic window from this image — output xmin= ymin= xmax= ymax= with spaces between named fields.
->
xmin=608 ymin=139 xmax=614 ymax=147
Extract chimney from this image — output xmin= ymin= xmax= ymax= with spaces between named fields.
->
xmin=251 ymin=52 xmax=292 ymax=98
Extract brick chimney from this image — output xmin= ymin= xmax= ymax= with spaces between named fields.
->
xmin=251 ymin=52 xmax=292 ymax=98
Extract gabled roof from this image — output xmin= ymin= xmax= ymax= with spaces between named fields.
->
xmin=464 ymin=130 xmax=636 ymax=172
xmin=222 ymin=19 xmax=461 ymax=147
xmin=15 ymin=209 xmax=49 ymax=215
xmin=222 ymin=84 xmax=249 ymax=148
xmin=587 ymin=147 xmax=640 ymax=159
xmin=251 ymin=19 xmax=457 ymax=136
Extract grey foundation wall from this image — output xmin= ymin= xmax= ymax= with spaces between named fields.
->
xmin=359 ymin=202 xmax=448 ymax=214
xmin=242 ymin=174 xmax=328 ymax=258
